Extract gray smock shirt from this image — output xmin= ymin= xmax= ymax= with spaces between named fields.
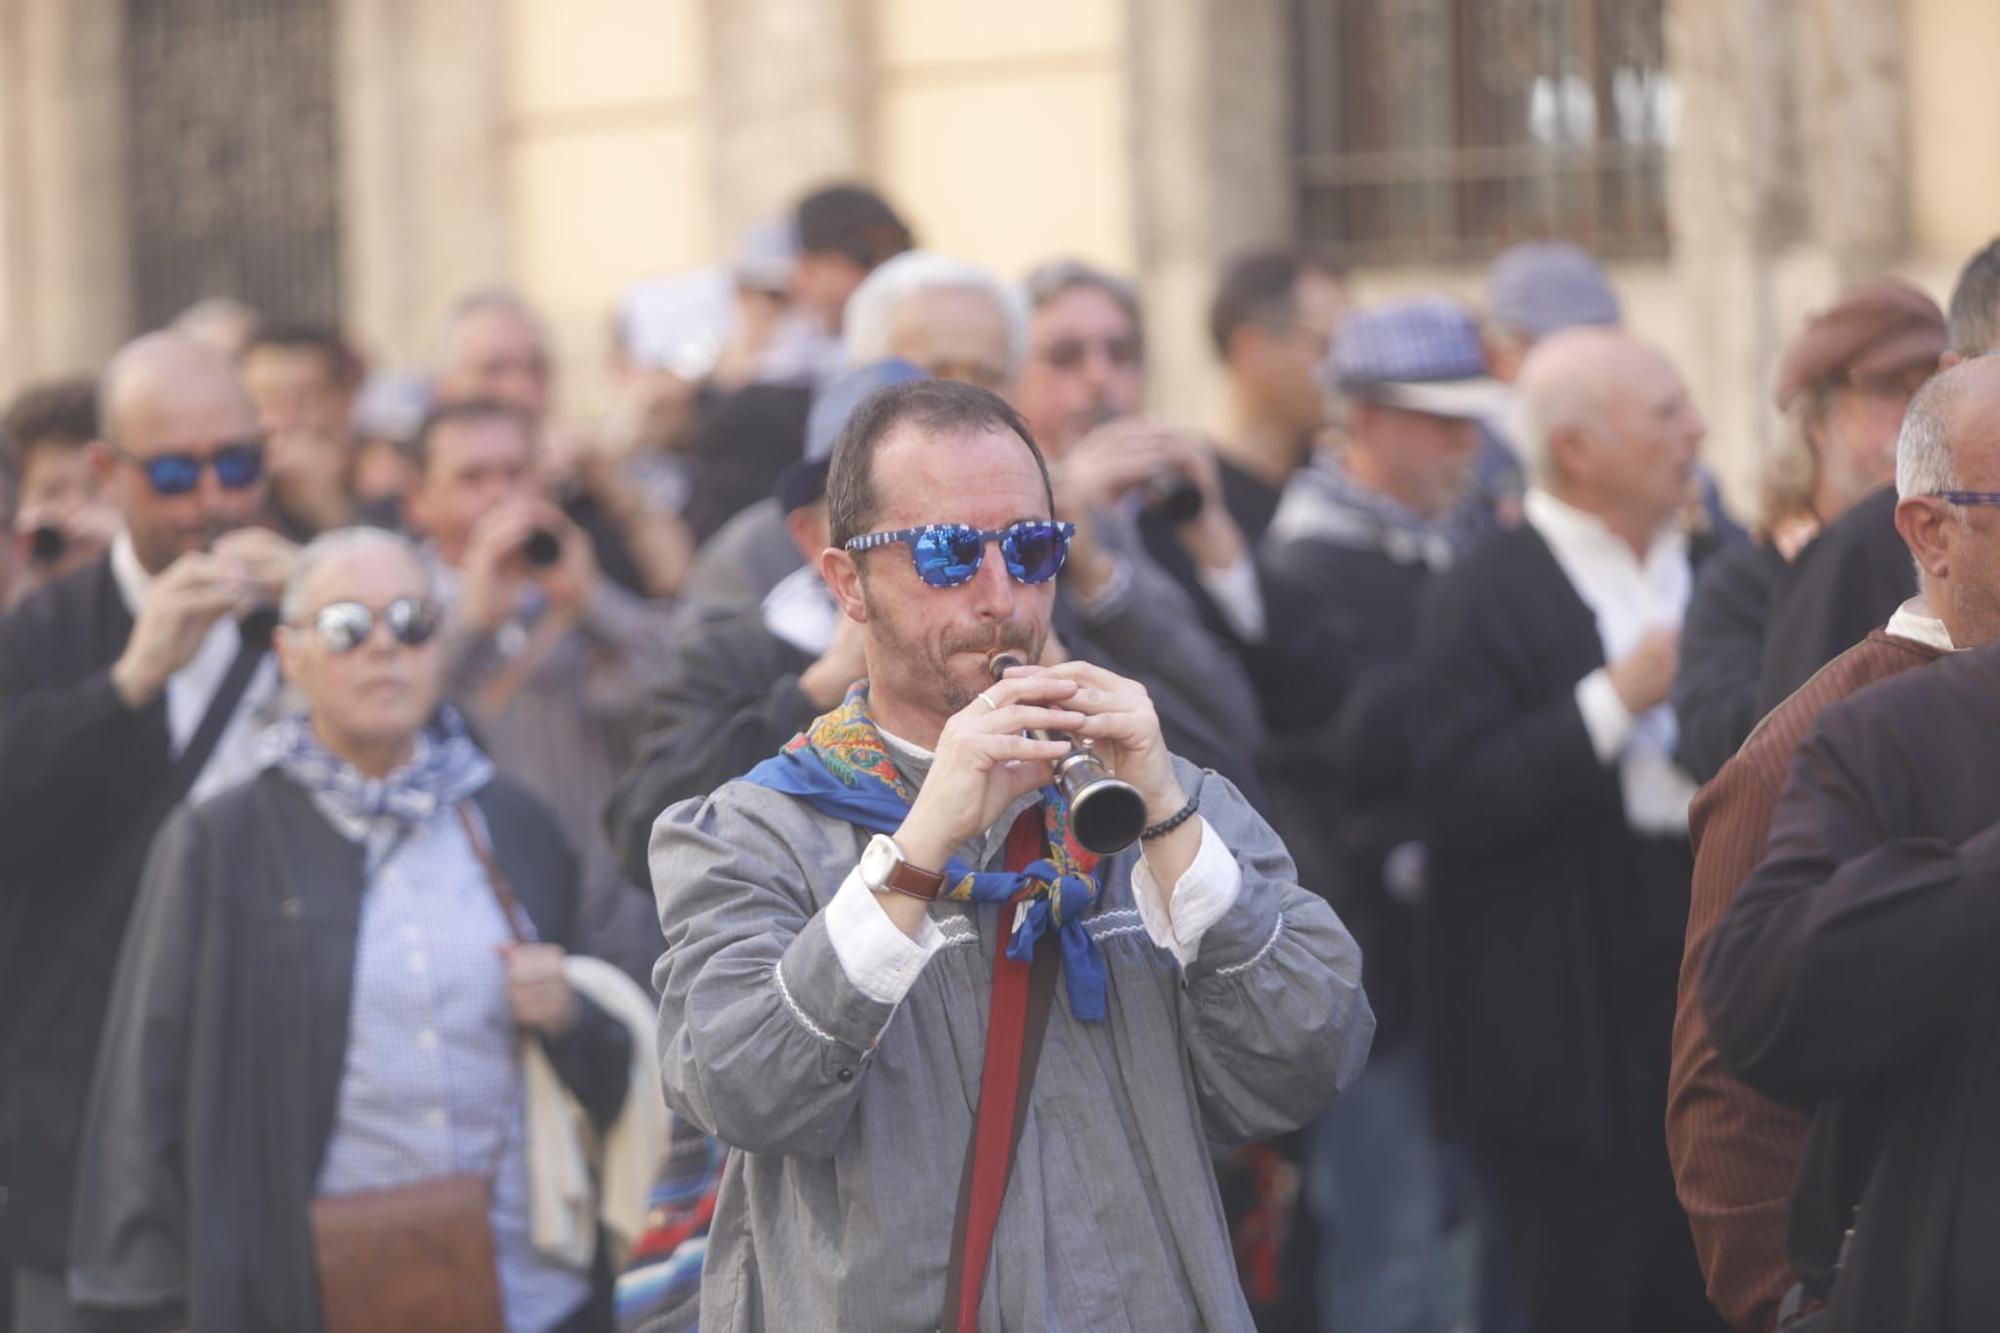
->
xmin=651 ymin=742 xmax=1373 ymax=1331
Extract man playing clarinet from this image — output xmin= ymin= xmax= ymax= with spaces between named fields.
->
xmin=649 ymin=377 xmax=1372 ymax=1331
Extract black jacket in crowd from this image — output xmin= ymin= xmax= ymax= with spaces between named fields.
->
xmin=1255 ymin=503 xmax=1444 ymax=1043
xmin=68 ymin=768 xmax=631 ymax=1333
xmin=1414 ymin=523 xmax=1694 ymax=1159
xmin=1756 ymin=485 xmax=1914 ymax=715
xmin=1673 ymin=537 xmax=1786 ymax=783
xmin=1703 ymin=638 xmax=2000 ymax=1333
xmin=0 ymin=559 xmax=183 ymax=1273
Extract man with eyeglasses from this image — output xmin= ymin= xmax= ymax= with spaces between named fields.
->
xmin=0 ymin=331 xmax=297 ymax=1332
xmin=1017 ymin=258 xmax=1277 ymax=655
xmin=1698 ymin=356 xmax=2000 ymax=1330
xmin=650 ymin=377 xmax=1371 ymax=1330
xmin=1669 ymin=246 xmax=2000 ymax=1333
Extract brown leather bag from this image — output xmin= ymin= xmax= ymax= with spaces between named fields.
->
xmin=310 ymin=804 xmax=531 ymax=1333
xmin=310 ymin=1173 xmax=507 ymax=1333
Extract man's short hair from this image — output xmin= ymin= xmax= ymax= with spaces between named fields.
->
xmin=1208 ymin=246 xmax=1349 ymax=360
xmin=0 ymin=377 xmax=99 ymax=498
xmin=406 ymin=397 xmax=534 ymax=477
xmin=243 ymin=322 xmax=365 ymax=392
xmin=1947 ymin=237 xmax=2000 ymax=359
xmin=431 ymin=287 xmax=547 ymax=377
xmin=794 ymin=184 xmax=914 ymax=270
xmin=1024 ymin=258 xmax=1144 ymax=332
xmin=826 ymin=378 xmax=1054 ymax=550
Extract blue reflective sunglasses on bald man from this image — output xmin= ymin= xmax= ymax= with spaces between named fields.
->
xmin=844 ymin=519 xmax=1075 ymax=588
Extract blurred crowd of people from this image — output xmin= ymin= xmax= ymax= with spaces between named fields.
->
xmin=5 ymin=172 xmax=2000 ymax=1333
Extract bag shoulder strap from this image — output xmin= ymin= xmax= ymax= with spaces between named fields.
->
xmin=941 ymin=807 xmax=1062 ymax=1332
xmin=455 ymin=800 xmax=530 ymax=945
xmin=137 ymin=626 xmax=269 ymax=833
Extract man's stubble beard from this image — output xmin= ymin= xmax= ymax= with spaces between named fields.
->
xmin=859 ymin=582 xmax=1044 ymax=717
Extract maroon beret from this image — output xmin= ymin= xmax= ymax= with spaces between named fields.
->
xmin=1774 ymin=278 xmax=1945 ymax=410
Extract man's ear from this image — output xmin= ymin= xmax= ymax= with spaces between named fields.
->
xmin=87 ymin=439 xmax=116 ymax=487
xmin=1547 ymin=421 xmax=1592 ymax=485
xmin=819 ymin=546 xmax=867 ymax=623
xmin=1895 ymin=494 xmax=1952 ymax=581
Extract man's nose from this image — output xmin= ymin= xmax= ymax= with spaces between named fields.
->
xmin=967 ymin=543 xmax=1018 ymax=618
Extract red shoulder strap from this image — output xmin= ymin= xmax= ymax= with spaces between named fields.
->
xmin=941 ymin=807 xmax=1060 ymax=1332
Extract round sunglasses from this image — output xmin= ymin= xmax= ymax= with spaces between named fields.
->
xmin=115 ymin=440 xmax=265 ymax=496
xmin=845 ymin=519 xmax=1075 ymax=589
xmin=292 ymin=597 xmax=442 ymax=654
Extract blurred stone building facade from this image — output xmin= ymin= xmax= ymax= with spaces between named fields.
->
xmin=0 ymin=0 xmax=1995 ymax=515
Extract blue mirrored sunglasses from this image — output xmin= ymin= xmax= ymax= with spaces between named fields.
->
xmin=1934 ymin=491 xmax=2000 ymax=508
xmin=116 ymin=440 xmax=266 ymax=496
xmin=844 ymin=520 xmax=1075 ymax=588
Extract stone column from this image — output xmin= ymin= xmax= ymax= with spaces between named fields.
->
xmin=0 ymin=0 xmax=132 ymax=394
xmin=1123 ymin=0 xmax=1293 ymax=432
xmin=1665 ymin=0 xmax=1910 ymax=518
xmin=337 ymin=0 xmax=511 ymax=367
xmin=701 ymin=0 xmax=874 ymax=243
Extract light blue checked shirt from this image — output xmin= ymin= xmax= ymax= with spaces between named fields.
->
xmin=313 ymin=801 xmax=589 ymax=1333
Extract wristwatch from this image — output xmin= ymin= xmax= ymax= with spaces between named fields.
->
xmin=859 ymin=833 xmax=947 ymax=901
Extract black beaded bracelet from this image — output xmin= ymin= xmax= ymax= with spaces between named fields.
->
xmin=1140 ymin=793 xmax=1200 ymax=841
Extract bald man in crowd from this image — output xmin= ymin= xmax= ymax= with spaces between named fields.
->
xmin=0 ymin=333 xmax=297 ymax=1330
xmin=1415 ymin=329 xmax=1726 ymax=1330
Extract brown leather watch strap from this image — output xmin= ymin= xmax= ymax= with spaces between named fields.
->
xmin=882 ymin=857 xmax=947 ymax=900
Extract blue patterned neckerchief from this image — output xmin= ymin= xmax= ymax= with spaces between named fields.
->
xmin=261 ymin=706 xmax=494 ymax=830
xmin=742 ymin=682 xmax=1108 ymax=1021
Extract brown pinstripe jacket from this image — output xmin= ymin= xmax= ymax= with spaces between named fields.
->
xmin=1668 ymin=628 xmax=1946 ymax=1332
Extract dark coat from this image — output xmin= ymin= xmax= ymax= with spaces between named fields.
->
xmin=1257 ymin=516 xmax=1440 ymax=1041
xmin=1673 ymin=537 xmax=1786 ymax=783
xmin=1414 ymin=524 xmax=1694 ymax=1158
xmin=66 ymin=767 xmax=632 ymax=1333
xmin=1702 ymin=637 xmax=2000 ymax=1332
xmin=605 ymin=600 xmax=819 ymax=886
xmin=1756 ymin=485 xmax=1914 ymax=715
xmin=0 ymin=559 xmax=175 ymax=1271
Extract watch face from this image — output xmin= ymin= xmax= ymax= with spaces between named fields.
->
xmin=860 ymin=834 xmax=900 ymax=888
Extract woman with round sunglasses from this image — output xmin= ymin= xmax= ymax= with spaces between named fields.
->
xmin=71 ymin=527 xmax=651 ymax=1333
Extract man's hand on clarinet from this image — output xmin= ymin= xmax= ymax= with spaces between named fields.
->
xmin=893 ymin=673 xmax=1083 ymax=873
xmin=1003 ymin=659 xmax=1202 ymax=883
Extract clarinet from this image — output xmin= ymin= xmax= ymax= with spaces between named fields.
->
xmin=989 ymin=651 xmax=1147 ymax=855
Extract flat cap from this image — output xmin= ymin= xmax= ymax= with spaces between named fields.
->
xmin=1328 ymin=298 xmax=1511 ymax=422
xmin=1485 ymin=242 xmax=1622 ymax=339
xmin=1774 ymin=278 xmax=1945 ymax=410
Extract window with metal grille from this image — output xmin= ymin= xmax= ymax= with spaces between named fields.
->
xmin=123 ymin=0 xmax=341 ymax=332
xmin=1293 ymin=0 xmax=1675 ymax=264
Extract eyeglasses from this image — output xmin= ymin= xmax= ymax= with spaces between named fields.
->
xmin=1931 ymin=491 xmax=2000 ymax=508
xmin=115 ymin=440 xmax=266 ymax=496
xmin=293 ymin=597 xmax=442 ymax=654
xmin=1036 ymin=335 xmax=1143 ymax=373
xmin=844 ymin=520 xmax=1075 ymax=589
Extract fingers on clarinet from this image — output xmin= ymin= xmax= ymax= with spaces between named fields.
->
xmin=986 ymin=734 xmax=1072 ymax=762
xmin=984 ymin=704 xmax=1086 ymax=732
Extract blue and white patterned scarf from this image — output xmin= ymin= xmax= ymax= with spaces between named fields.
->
xmin=260 ymin=706 xmax=494 ymax=828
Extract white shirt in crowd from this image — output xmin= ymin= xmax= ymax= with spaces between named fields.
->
xmin=1523 ymin=487 xmax=1698 ymax=837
